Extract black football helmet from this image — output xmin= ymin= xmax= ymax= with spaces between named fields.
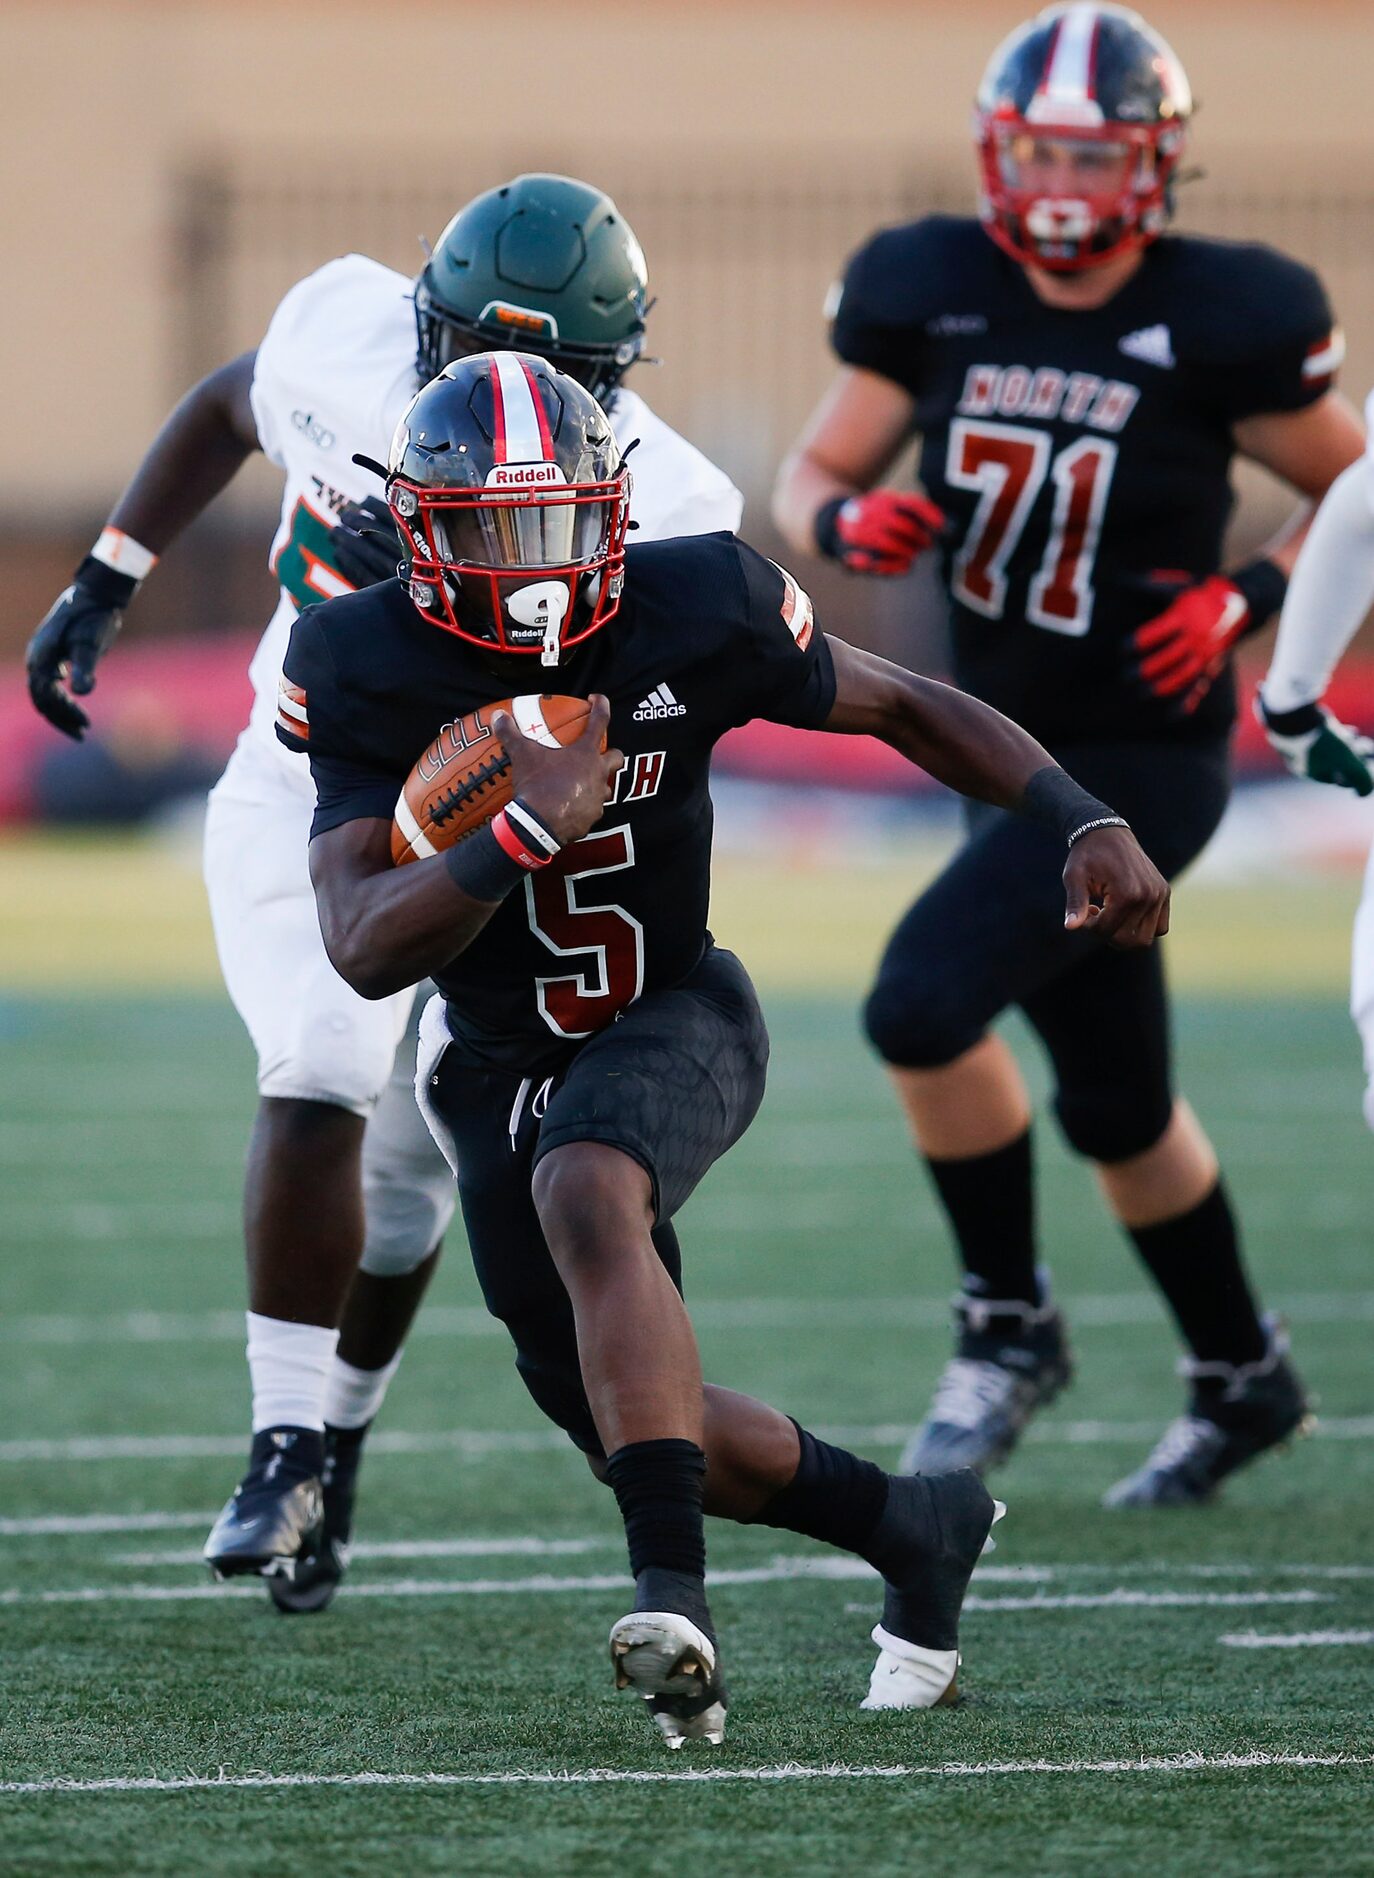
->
xmin=384 ymin=352 xmax=631 ymax=665
xmin=413 ymin=174 xmax=649 ymax=401
xmin=974 ymin=4 xmax=1192 ymax=271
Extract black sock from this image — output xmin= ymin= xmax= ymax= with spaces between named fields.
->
xmin=925 ymin=1129 xmax=1039 ymax=1305
xmin=751 ymin=1422 xmax=889 ymax=1556
xmin=1126 ymin=1181 xmax=1267 ymax=1366
xmin=605 ymin=1439 xmax=710 ymax=1634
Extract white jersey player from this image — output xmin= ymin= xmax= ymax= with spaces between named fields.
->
xmin=26 ymin=175 xmax=742 ymax=1612
xmin=1258 ymin=386 xmax=1374 ymax=1125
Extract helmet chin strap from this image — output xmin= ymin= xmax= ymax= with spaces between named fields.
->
xmin=506 ymin=579 xmax=572 ymax=667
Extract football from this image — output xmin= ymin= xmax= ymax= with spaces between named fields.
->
xmin=391 ymin=694 xmax=596 ymax=865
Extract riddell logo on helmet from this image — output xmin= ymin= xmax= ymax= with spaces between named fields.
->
xmin=486 ymin=463 xmax=567 ymax=488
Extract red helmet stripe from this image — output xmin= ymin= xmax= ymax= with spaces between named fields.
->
xmin=488 ymin=357 xmax=508 ymax=464
xmin=489 ymin=351 xmax=551 ymax=464
xmin=520 ymin=358 xmax=556 ymax=459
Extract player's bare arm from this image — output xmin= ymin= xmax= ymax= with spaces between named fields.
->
xmin=1232 ymin=389 xmax=1367 ymax=574
xmin=310 ymin=697 xmax=622 ymax=1000
xmin=822 ymin=636 xmax=1170 ymax=947
xmin=26 ymin=350 xmax=261 ymax=739
xmin=105 ymin=350 xmax=262 ymax=552
xmin=772 ymin=367 xmax=943 ymax=576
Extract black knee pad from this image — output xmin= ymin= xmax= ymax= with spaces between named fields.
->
xmin=1052 ymin=1083 xmax=1173 ymax=1165
xmin=862 ymin=977 xmax=983 ymax=1070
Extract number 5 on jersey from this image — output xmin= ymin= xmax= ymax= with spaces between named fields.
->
xmin=527 ymin=825 xmax=645 ymax=1039
xmin=947 ymin=418 xmax=1118 ymax=637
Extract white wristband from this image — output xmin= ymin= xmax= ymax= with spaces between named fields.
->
xmin=91 ymin=527 xmax=158 ymax=583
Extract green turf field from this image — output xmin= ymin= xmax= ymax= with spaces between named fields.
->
xmin=2 ymin=842 xmax=1373 ymax=1873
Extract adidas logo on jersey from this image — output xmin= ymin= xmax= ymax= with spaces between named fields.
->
xmin=633 ymin=684 xmax=686 ymax=722
xmin=1118 ymin=324 xmax=1175 ymax=370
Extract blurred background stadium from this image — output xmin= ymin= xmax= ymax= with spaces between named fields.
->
xmin=4 ymin=5 xmax=1374 ymax=1865
xmin=3 ymin=0 xmax=1374 ymax=846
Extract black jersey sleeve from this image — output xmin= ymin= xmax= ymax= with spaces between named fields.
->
xmin=724 ymin=541 xmax=837 ymax=730
xmin=1203 ymin=245 xmax=1341 ymax=422
xmin=277 ymin=603 xmax=399 ymax=836
xmin=829 ymin=216 xmax=988 ymax=399
xmin=829 ymin=226 xmax=929 ymax=397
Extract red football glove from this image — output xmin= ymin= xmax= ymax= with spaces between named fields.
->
xmin=1131 ymin=574 xmax=1253 ymax=714
xmin=818 ymin=489 xmax=946 ymax=576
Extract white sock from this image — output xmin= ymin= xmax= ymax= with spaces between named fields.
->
xmin=246 ymin=1312 xmax=339 ymax=1433
xmin=322 ymin=1352 xmax=403 ymax=1431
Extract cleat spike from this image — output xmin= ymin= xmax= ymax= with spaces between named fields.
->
xmin=609 ymin=1611 xmax=728 ymax=1749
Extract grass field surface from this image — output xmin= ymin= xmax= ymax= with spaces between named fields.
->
xmin=2 ymin=836 xmax=1372 ymax=1872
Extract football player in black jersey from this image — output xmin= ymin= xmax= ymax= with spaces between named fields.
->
xmin=773 ymin=3 xmax=1366 ymax=1505
xmin=279 ymin=352 xmax=1166 ymax=1742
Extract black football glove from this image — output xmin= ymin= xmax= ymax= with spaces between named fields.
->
xmin=332 ymin=496 xmax=403 ymax=589
xmin=26 ymin=557 xmax=138 ymax=741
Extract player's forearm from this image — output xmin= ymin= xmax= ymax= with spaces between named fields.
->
xmin=106 ymin=353 xmax=261 ymax=556
xmin=884 ymin=675 xmax=1064 ymax=809
xmin=311 ymin=837 xmax=501 ymax=1000
xmin=824 ymin=639 xmax=1054 ymax=806
xmin=1261 ymin=457 xmax=1374 ymax=712
xmin=771 ymin=450 xmax=858 ymax=558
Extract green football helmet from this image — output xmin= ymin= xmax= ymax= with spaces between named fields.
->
xmin=414 ymin=173 xmax=650 ymax=402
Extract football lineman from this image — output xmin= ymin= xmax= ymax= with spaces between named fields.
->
xmin=284 ymin=351 xmax=1168 ymax=1742
xmin=1258 ymin=390 xmax=1374 ymax=1114
xmin=25 ymin=175 xmax=742 ymax=1608
xmin=772 ymin=4 xmax=1365 ymax=1504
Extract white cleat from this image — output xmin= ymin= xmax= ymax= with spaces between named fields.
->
xmin=609 ymin=1611 xmax=727 ymax=1749
xmin=860 ymin=1626 xmax=961 ymax=1710
xmin=859 ymin=1494 xmax=1006 ymax=1710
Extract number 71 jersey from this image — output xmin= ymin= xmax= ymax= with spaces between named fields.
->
xmin=830 ymin=214 xmax=1341 ymax=745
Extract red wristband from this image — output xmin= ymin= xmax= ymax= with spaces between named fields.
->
xmin=490 ymin=806 xmax=556 ymax=870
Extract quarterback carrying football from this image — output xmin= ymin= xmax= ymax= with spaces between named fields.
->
xmin=773 ymin=3 xmax=1365 ymax=1503
xmin=282 ymin=350 xmax=1168 ymax=1742
xmin=25 ymin=175 xmax=742 ymax=1609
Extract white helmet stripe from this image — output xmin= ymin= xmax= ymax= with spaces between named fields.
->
xmin=1029 ymin=5 xmax=1105 ymax=127
xmin=490 ymin=351 xmax=551 ymax=466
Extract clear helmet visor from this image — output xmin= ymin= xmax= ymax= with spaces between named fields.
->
xmin=996 ymin=132 xmax=1138 ymax=197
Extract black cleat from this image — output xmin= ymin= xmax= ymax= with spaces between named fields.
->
xmin=1104 ymin=1319 xmax=1314 ymax=1508
xmin=268 ymin=1421 xmax=368 ymax=1614
xmin=901 ymin=1289 xmax=1073 ymax=1476
xmin=862 ymin=1468 xmax=1005 ymax=1709
xmin=202 ymin=1427 xmax=324 ymax=1582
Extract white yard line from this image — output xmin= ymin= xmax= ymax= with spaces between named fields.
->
xmin=0 ymin=1563 xmax=1325 ymax=1609
xmin=110 ymin=1536 xmax=611 ymax=1566
xmin=0 ymin=1511 xmax=217 ymax=1537
xmin=4 ymin=1290 xmax=1373 ymax=1344
xmin=3 ymin=1751 xmax=1371 ymax=1795
xmin=1220 ymin=1631 xmax=1374 ymax=1649
xmin=5 ymin=1417 xmax=1372 ymax=1465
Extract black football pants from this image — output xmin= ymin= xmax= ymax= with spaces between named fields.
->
xmin=863 ymin=738 xmax=1231 ymax=1164
xmin=423 ymin=946 xmax=770 ymax=1456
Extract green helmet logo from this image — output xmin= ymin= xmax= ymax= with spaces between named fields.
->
xmin=415 ymin=173 xmax=650 ymax=403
